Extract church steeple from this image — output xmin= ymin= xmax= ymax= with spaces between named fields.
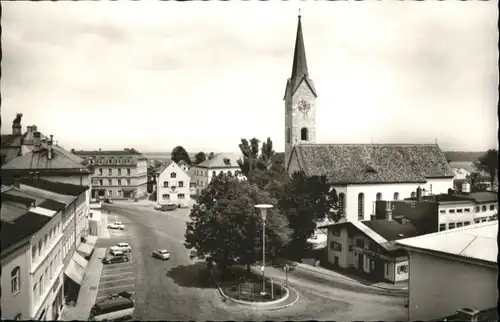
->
xmin=291 ymin=14 xmax=309 ymax=81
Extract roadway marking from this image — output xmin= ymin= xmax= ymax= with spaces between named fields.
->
xmin=102 ymin=265 xmax=134 ymax=271
xmin=101 ymin=272 xmax=134 ymax=278
xmin=99 ymin=284 xmax=135 ymax=292
xmin=100 ymin=277 xmax=134 ymax=285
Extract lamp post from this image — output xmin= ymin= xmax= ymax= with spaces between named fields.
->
xmin=255 ymin=204 xmax=273 ymax=296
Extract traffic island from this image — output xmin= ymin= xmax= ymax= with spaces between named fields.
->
xmin=211 ymin=266 xmax=299 ymax=309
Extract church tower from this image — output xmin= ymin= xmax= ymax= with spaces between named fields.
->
xmin=284 ymin=13 xmax=317 ymax=166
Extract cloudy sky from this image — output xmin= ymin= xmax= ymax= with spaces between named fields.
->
xmin=2 ymin=1 xmax=498 ymax=153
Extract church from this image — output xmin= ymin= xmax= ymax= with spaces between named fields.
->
xmin=284 ymin=14 xmax=455 ymax=223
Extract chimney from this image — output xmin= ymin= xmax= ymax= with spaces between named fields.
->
xmin=456 ymin=308 xmax=480 ymax=322
xmin=384 ymin=200 xmax=393 ymax=221
xmin=416 ymin=186 xmax=422 ymax=201
xmin=32 ymin=125 xmax=37 ymax=133
xmin=48 ymin=135 xmax=54 ymax=160
xmin=12 ymin=113 xmax=23 ymax=135
xmin=33 ymin=132 xmax=41 ymax=149
xmin=27 ymin=126 xmax=33 ymax=133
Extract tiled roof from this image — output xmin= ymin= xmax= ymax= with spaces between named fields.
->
xmin=196 ymin=153 xmax=242 ymax=169
xmin=2 ymin=145 xmax=90 ymax=172
xmin=72 ymin=150 xmax=146 ymax=166
xmin=467 ymin=191 xmax=498 ymax=203
xmin=292 ymin=144 xmax=454 ymax=184
xmin=396 ymin=221 xmax=498 ymax=264
xmin=1 ymin=134 xmax=23 ymax=148
xmin=73 ymin=149 xmax=144 ymax=156
xmin=361 ymin=220 xmax=420 ymax=242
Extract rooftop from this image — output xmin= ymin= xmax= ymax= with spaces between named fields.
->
xmin=361 ymin=219 xmax=420 ymax=242
xmin=396 ymin=221 xmax=497 ymax=264
xmin=2 ymin=178 xmax=89 ymax=196
xmin=291 ymin=144 xmax=454 ymax=184
xmin=73 ymin=149 xmax=144 ymax=156
xmin=196 ymin=153 xmax=242 ymax=169
xmin=404 ymin=191 xmax=498 ymax=204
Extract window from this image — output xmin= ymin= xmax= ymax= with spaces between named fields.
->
xmin=99 ymin=180 xmax=103 ymax=186
xmin=162 ymin=194 xmax=169 ymax=200
xmin=127 ymin=168 xmax=131 ymax=176
xmin=98 ymin=158 xmax=103 ymax=165
xmin=489 ymin=205 xmax=495 ymax=211
xmin=464 ymin=221 xmax=471 ymax=226
xmin=448 ymin=223 xmax=456 ymax=229
xmin=397 ymin=265 xmax=408 ymax=274
xmin=456 ymin=209 xmax=463 ymax=213
xmin=358 ymin=193 xmax=364 ymax=220
xmin=107 ymin=190 xmax=112 ymax=197
xmin=464 ymin=208 xmax=471 ymax=213
xmin=116 ymin=190 xmax=122 ymax=197
xmin=127 ymin=179 xmax=131 ymax=186
xmin=98 ymin=168 xmax=103 ymax=175
xmin=376 ymin=192 xmax=382 ymax=201
xmin=39 ymin=275 xmax=43 ymax=297
xmin=332 ymin=230 xmax=340 ymax=237
xmin=474 ymin=219 xmax=481 ymax=224
xmin=118 ymin=159 xmax=122 ymax=165
xmin=108 ymin=169 xmax=112 ymax=176
xmin=286 ymin=128 xmax=291 ymax=143
xmin=330 ymin=241 xmax=342 ymax=251
xmin=439 ymin=224 xmax=446 ymax=231
xmin=38 ymin=240 xmax=42 ymax=256
xmin=11 ymin=267 xmax=20 ymax=293
xmin=32 ymin=245 xmax=37 ymax=260
xmin=456 ymin=222 xmax=463 ymax=228
xmin=90 ymin=159 xmax=95 ymax=165
xmin=179 ymin=181 xmax=184 ymax=188
xmin=50 ymin=261 xmax=53 ymax=280
xmin=474 ymin=206 xmax=480 ymax=213
xmin=482 ymin=205 xmax=487 ymax=212
xmin=44 ymin=267 xmax=49 ymax=287
xmin=108 ymin=179 xmax=112 ymax=186
xmin=117 ymin=180 xmax=122 ymax=186
xmin=300 ymin=127 xmax=308 ymax=141
xmin=449 ymin=209 xmax=455 ymax=214
xmin=338 ymin=193 xmax=345 ymax=216
xmin=369 ymin=242 xmax=377 ymax=252
xmin=118 ymin=169 xmax=122 ymax=176
xmin=411 ymin=192 xmax=416 ymax=198
xmin=127 ymin=158 xmax=132 ymax=164
xmin=439 ymin=210 xmax=446 ymax=214
xmin=355 ymin=239 xmax=365 ymax=248
xmin=393 ymin=192 xmax=399 ymax=200
xmin=33 ymin=283 xmax=38 ymax=302
xmin=178 ymin=193 xmax=185 ymax=199
xmin=163 ymin=181 xmax=169 ymax=188
xmin=107 ymin=159 xmax=112 ymax=164
xmin=170 ymin=172 xmax=177 ymax=179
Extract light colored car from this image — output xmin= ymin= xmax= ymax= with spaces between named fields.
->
xmin=107 ymin=222 xmax=124 ymax=230
xmin=102 ymin=252 xmax=129 ymax=265
xmin=109 ymin=249 xmax=125 ymax=256
xmin=110 ymin=243 xmax=131 ymax=253
xmin=152 ymin=249 xmax=170 ymax=260
xmin=154 ymin=204 xmax=162 ymax=210
xmin=178 ymin=203 xmax=189 ymax=209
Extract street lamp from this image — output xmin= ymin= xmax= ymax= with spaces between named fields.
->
xmin=255 ymin=204 xmax=273 ymax=296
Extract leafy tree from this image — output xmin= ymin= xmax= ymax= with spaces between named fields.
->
xmin=171 ymin=146 xmax=192 ymax=165
xmin=473 ymin=149 xmax=498 ymax=186
xmin=184 ymin=174 xmax=291 ymax=274
xmin=467 ymin=173 xmax=489 ymax=192
xmin=208 ymin=152 xmax=215 ymax=160
xmin=277 ymin=171 xmax=340 ymax=261
xmin=194 ymin=152 xmax=207 ymax=165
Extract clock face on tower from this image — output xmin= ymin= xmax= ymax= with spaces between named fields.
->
xmin=297 ymin=99 xmax=311 ymax=117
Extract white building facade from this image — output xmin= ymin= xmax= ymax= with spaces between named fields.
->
xmin=191 ymin=153 xmax=243 ymax=195
xmin=156 ymin=161 xmax=191 ymax=205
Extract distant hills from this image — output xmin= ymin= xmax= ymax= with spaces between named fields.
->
xmin=443 ymin=151 xmax=485 ymax=162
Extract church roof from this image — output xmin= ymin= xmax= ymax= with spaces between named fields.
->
xmin=290 ymin=144 xmax=455 ymax=184
xmin=284 ymin=15 xmax=317 ymax=99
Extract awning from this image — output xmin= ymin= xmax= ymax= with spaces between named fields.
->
xmin=86 ymin=235 xmax=98 ymax=248
xmin=64 ymin=253 xmax=87 ymax=285
xmin=77 ymin=242 xmax=94 ymax=257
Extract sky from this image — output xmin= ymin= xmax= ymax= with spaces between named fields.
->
xmin=1 ymin=1 xmax=498 ymax=153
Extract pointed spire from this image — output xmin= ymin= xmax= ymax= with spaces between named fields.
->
xmin=290 ymin=13 xmax=308 ymax=80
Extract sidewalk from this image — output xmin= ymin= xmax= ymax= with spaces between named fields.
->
xmin=294 ymin=263 xmax=408 ymax=292
xmin=60 ymin=248 xmax=106 ymax=321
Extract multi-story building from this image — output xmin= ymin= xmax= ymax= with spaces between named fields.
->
xmin=155 ymin=161 xmax=191 ymax=205
xmin=191 ymin=153 xmax=244 ymax=195
xmin=1 ymin=178 xmax=91 ymax=321
xmin=380 ymin=188 xmax=498 ymax=234
xmin=72 ymin=149 xmax=148 ymax=200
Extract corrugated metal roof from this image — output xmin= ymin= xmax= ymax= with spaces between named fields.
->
xmin=397 ymin=222 xmax=498 ymax=264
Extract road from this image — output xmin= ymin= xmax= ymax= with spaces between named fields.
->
xmin=101 ymin=202 xmax=408 ymax=321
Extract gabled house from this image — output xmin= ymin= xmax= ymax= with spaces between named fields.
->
xmin=155 ymin=161 xmax=191 ymax=205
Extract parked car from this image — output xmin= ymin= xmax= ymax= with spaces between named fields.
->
xmin=107 ymin=222 xmax=124 ymax=230
xmin=102 ymin=253 xmax=129 ymax=264
xmin=152 ymin=249 xmax=170 ymax=260
xmin=154 ymin=204 xmax=162 ymax=210
xmin=178 ymin=203 xmax=189 ymax=209
xmin=110 ymin=243 xmax=131 ymax=253
xmin=160 ymin=204 xmax=177 ymax=211
xmin=103 ymin=198 xmax=113 ymax=204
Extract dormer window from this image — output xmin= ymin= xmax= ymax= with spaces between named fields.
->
xmin=223 ymin=158 xmax=231 ymax=166
xmin=107 ymin=159 xmax=112 ymax=164
xmin=98 ymin=158 xmax=103 ymax=165
xmin=127 ymin=158 xmax=132 ymax=164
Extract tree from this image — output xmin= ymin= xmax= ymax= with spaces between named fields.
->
xmin=468 ymin=173 xmax=489 ymax=192
xmin=194 ymin=152 xmax=207 ymax=165
xmin=473 ymin=149 xmax=498 ymax=186
xmin=208 ymin=152 xmax=215 ymax=160
xmin=184 ymin=174 xmax=291 ymax=274
xmin=277 ymin=171 xmax=340 ymax=261
xmin=171 ymin=146 xmax=192 ymax=165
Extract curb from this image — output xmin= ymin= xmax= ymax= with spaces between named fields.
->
xmin=296 ymin=264 xmax=408 ymax=294
xmin=210 ymin=270 xmax=298 ymax=310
